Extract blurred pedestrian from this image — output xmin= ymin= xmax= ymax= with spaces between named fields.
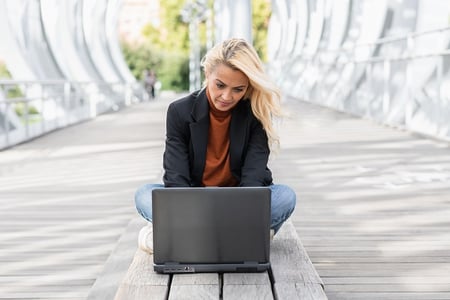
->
xmin=144 ymin=69 xmax=157 ymax=99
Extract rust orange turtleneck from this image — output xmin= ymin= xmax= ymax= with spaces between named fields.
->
xmin=202 ymin=89 xmax=238 ymax=187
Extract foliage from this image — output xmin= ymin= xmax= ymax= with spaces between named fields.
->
xmin=14 ymin=103 xmax=39 ymax=116
xmin=6 ymin=86 xmax=23 ymax=98
xmin=122 ymin=0 xmax=190 ymax=91
xmin=141 ymin=0 xmax=189 ymax=54
xmin=157 ymin=50 xmax=189 ymax=91
xmin=1 ymin=61 xmax=38 ymax=116
xmin=121 ymin=0 xmax=271 ymax=91
xmin=121 ymin=41 xmax=189 ymax=92
xmin=0 ymin=61 xmax=11 ymax=79
xmin=0 ymin=61 xmax=24 ymax=98
xmin=252 ymin=0 xmax=271 ymax=62
xmin=121 ymin=42 xmax=160 ymax=81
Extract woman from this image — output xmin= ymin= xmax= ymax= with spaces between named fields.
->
xmin=135 ymin=38 xmax=296 ymax=254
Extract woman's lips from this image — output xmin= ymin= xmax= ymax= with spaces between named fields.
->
xmin=217 ymin=99 xmax=232 ymax=107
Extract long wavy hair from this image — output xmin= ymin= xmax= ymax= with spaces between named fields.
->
xmin=201 ymin=38 xmax=283 ymax=149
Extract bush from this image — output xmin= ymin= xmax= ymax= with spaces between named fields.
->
xmin=158 ymin=51 xmax=189 ymax=92
xmin=14 ymin=103 xmax=39 ymax=116
xmin=0 ymin=61 xmax=11 ymax=79
xmin=6 ymin=86 xmax=23 ymax=98
xmin=121 ymin=42 xmax=189 ymax=92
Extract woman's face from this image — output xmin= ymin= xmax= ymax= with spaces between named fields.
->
xmin=206 ymin=63 xmax=249 ymax=112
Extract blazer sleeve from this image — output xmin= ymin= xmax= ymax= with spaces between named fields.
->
xmin=239 ymin=117 xmax=273 ymax=186
xmin=163 ymin=102 xmax=191 ymax=187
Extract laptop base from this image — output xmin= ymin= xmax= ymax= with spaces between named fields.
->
xmin=154 ymin=262 xmax=271 ymax=274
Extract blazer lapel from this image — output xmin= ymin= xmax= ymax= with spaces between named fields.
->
xmin=229 ymin=101 xmax=248 ymax=172
xmin=190 ymin=89 xmax=209 ymax=181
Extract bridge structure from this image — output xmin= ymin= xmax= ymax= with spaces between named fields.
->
xmin=0 ymin=1 xmax=450 ymax=299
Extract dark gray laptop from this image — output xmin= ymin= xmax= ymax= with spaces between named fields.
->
xmin=152 ymin=187 xmax=271 ymax=273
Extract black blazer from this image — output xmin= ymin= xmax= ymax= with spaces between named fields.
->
xmin=163 ymin=89 xmax=273 ymax=187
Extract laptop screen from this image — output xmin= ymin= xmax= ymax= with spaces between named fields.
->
xmin=152 ymin=187 xmax=271 ymax=271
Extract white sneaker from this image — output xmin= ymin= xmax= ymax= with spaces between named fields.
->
xmin=138 ymin=223 xmax=153 ymax=254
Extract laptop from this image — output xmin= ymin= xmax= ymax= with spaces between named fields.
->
xmin=152 ymin=187 xmax=271 ymax=273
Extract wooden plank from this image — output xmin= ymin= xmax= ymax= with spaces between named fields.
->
xmin=301 ymin=245 xmax=450 ymax=251
xmin=0 ymin=291 xmax=87 ymax=298
xmin=301 ymin=234 xmax=450 ymax=241
xmin=87 ymin=217 xmax=146 ymax=300
xmin=274 ymin=283 xmax=328 ymax=300
xmin=113 ymin=249 xmax=170 ymax=300
xmin=0 ymin=277 xmax=94 ymax=286
xmin=323 ymin=276 xmax=450 ymax=285
xmin=169 ymin=273 xmax=220 ymax=300
xmin=310 ymin=257 xmax=450 ymax=264
xmin=222 ymin=272 xmax=273 ymax=300
xmin=271 ymin=220 xmax=324 ymax=285
xmin=316 ymin=269 xmax=450 ymax=277
xmin=325 ymin=292 xmax=450 ymax=300
xmin=307 ymin=250 xmax=450 ymax=257
xmin=325 ymin=284 xmax=450 ymax=293
xmin=314 ymin=263 xmax=450 ymax=271
xmin=270 ymin=220 xmax=327 ymax=299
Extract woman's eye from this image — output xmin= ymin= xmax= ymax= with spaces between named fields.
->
xmin=216 ymin=83 xmax=224 ymax=89
xmin=234 ymin=89 xmax=244 ymax=93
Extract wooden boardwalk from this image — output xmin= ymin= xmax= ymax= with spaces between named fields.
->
xmin=1 ymin=93 xmax=449 ymax=299
xmin=113 ymin=219 xmax=326 ymax=300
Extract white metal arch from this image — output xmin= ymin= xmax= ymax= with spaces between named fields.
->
xmin=268 ymin=0 xmax=450 ymax=141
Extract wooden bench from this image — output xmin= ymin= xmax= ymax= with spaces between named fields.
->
xmin=111 ymin=219 xmax=327 ymax=300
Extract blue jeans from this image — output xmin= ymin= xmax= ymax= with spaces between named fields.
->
xmin=134 ymin=184 xmax=296 ymax=233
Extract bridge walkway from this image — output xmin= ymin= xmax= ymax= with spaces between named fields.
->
xmin=0 ymin=93 xmax=449 ymax=300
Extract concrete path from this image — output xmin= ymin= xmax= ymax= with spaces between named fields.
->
xmin=1 ymin=93 xmax=449 ymax=299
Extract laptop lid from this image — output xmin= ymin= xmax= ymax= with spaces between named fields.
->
xmin=152 ymin=187 xmax=271 ymax=273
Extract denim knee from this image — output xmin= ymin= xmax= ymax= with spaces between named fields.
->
xmin=270 ymin=184 xmax=296 ymax=233
xmin=282 ymin=185 xmax=296 ymax=215
xmin=134 ymin=183 xmax=163 ymax=222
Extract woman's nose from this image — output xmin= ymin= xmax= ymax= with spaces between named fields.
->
xmin=222 ymin=89 xmax=232 ymax=100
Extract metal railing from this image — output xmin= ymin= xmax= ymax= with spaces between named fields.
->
xmin=275 ymin=26 xmax=450 ymax=141
xmin=0 ymin=80 xmax=146 ymax=150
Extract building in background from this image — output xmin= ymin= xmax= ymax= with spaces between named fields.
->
xmin=118 ymin=0 xmax=160 ymax=44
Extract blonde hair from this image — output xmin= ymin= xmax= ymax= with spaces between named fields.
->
xmin=201 ymin=38 xmax=283 ymax=149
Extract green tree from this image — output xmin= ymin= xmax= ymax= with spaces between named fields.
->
xmin=121 ymin=0 xmax=271 ymax=91
xmin=121 ymin=41 xmax=189 ymax=92
xmin=142 ymin=0 xmax=189 ymax=53
xmin=252 ymin=0 xmax=271 ymax=62
xmin=121 ymin=43 xmax=161 ymax=81
xmin=123 ymin=0 xmax=190 ymax=91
